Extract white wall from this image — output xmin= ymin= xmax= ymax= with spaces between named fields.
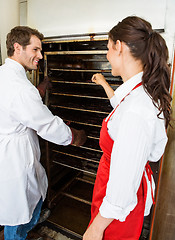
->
xmin=0 ymin=0 xmax=174 ymax=63
xmin=20 ymin=0 xmax=27 ymax=26
xmin=26 ymin=0 xmax=175 ymax=61
xmin=162 ymin=0 xmax=175 ymax=62
xmin=0 ymin=0 xmax=19 ymax=63
xmin=27 ymin=0 xmax=167 ymax=37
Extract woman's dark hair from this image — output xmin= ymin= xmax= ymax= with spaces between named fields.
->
xmin=6 ymin=26 xmax=44 ymax=57
xmin=109 ymin=16 xmax=172 ymax=127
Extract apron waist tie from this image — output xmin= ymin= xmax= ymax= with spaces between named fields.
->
xmin=145 ymin=162 xmax=155 ymax=204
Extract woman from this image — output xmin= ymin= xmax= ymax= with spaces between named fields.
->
xmin=83 ymin=16 xmax=172 ymax=240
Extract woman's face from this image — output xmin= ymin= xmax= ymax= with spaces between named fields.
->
xmin=106 ymin=38 xmax=120 ymax=76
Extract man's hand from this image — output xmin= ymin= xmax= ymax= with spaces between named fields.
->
xmin=70 ymin=128 xmax=87 ymax=146
xmin=37 ymin=76 xmax=52 ymax=98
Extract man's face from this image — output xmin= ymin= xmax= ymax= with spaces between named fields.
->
xmin=18 ymin=35 xmax=43 ymax=70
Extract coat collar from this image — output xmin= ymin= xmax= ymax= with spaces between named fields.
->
xmin=114 ymin=72 xmax=143 ymax=105
xmin=5 ymin=58 xmax=26 ymax=77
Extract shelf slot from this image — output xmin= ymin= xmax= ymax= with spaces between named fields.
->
xmin=45 ymin=50 xmax=108 ymax=55
xmin=51 ymin=92 xmax=108 ymax=99
xmin=52 ymin=149 xmax=100 ymax=163
xmin=62 ymin=118 xmax=102 ymax=128
xmin=50 ymin=68 xmax=111 ymax=73
xmin=51 ymin=79 xmax=120 ymax=87
xmin=53 ymin=160 xmax=97 ymax=176
xmin=75 ymin=177 xmax=95 ymax=185
xmin=60 ymin=192 xmax=91 ymax=205
xmin=50 ymin=104 xmax=109 ymax=115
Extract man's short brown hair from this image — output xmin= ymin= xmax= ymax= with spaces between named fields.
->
xmin=6 ymin=26 xmax=44 ymax=57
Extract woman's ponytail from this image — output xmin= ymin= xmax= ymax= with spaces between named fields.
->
xmin=109 ymin=16 xmax=172 ymax=127
xmin=142 ymin=31 xmax=172 ymax=127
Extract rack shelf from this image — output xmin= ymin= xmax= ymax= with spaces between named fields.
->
xmin=50 ymin=68 xmax=111 ymax=72
xmin=50 ymin=104 xmax=110 ymax=114
xmin=45 ymin=50 xmax=108 ymax=55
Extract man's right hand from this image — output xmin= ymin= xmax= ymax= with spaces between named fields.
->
xmin=70 ymin=128 xmax=87 ymax=146
xmin=37 ymin=76 xmax=52 ymax=98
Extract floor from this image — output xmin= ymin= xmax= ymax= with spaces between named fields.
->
xmin=0 ymin=220 xmax=150 ymax=240
xmin=0 ymin=201 xmax=150 ymax=240
xmin=0 ymin=224 xmax=74 ymax=240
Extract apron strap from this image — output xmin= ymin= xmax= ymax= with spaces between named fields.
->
xmin=106 ymin=82 xmax=142 ymax=123
xmin=145 ymin=162 xmax=155 ymax=204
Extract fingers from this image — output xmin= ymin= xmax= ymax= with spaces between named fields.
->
xmin=91 ymin=74 xmax=97 ymax=83
xmin=91 ymin=73 xmax=106 ymax=86
xmin=91 ymin=73 xmax=102 ymax=83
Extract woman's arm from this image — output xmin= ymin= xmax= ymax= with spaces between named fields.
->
xmin=92 ymin=73 xmax=114 ymax=100
xmin=83 ymin=212 xmax=114 ymax=240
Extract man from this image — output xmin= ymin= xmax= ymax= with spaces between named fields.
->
xmin=0 ymin=26 xmax=86 ymax=240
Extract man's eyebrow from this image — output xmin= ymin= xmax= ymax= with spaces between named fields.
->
xmin=34 ymin=46 xmax=42 ymax=50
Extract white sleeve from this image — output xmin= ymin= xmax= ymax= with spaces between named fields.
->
xmin=10 ymin=86 xmax=72 ymax=146
xmin=110 ymin=95 xmax=118 ymax=108
xmin=99 ymin=111 xmax=150 ymax=221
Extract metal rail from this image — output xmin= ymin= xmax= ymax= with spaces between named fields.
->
xmin=50 ymin=104 xmax=109 ymax=114
xmin=52 ymin=149 xmax=100 ymax=163
xmin=45 ymin=50 xmax=107 ymax=55
xmin=53 ymin=160 xmax=97 ymax=176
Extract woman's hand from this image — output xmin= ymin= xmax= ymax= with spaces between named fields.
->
xmin=91 ymin=73 xmax=107 ymax=86
xmin=91 ymin=73 xmax=114 ymax=100
xmin=83 ymin=223 xmax=103 ymax=240
xmin=83 ymin=213 xmax=113 ymax=240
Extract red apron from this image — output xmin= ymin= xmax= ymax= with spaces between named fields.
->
xmin=89 ymin=83 xmax=151 ymax=240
